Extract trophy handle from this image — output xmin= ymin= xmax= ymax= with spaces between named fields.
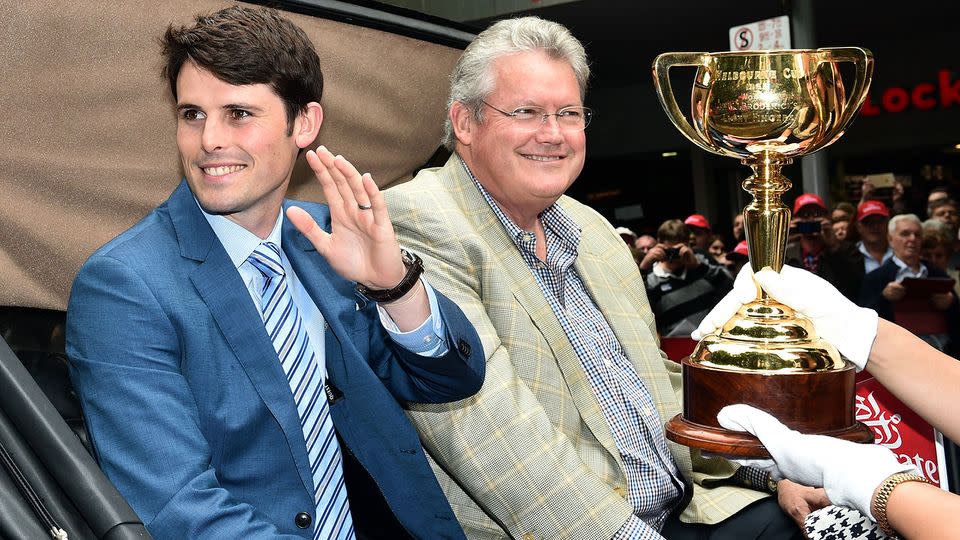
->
xmin=651 ymin=53 xmax=716 ymax=154
xmin=819 ymin=47 xmax=875 ymax=138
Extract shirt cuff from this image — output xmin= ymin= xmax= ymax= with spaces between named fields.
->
xmin=613 ymin=514 xmax=665 ymax=540
xmin=731 ymin=465 xmax=777 ymax=493
xmin=377 ymin=278 xmax=449 ymax=357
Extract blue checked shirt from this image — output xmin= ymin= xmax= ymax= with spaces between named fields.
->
xmin=467 ymin=167 xmax=684 ymax=538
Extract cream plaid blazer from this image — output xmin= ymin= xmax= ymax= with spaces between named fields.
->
xmin=384 ymin=156 xmax=766 ymax=540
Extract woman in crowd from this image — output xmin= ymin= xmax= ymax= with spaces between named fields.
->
xmin=707 ymin=234 xmax=730 ymax=267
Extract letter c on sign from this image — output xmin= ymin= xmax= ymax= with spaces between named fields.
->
xmin=912 ymin=83 xmax=937 ymax=109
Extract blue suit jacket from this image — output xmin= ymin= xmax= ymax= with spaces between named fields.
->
xmin=66 ymin=181 xmax=484 ymax=539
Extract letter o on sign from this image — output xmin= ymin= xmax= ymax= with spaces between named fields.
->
xmin=883 ymin=87 xmax=910 ymax=113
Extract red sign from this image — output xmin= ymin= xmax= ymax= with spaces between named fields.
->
xmin=861 ymin=69 xmax=960 ymax=116
xmin=855 ymin=373 xmax=947 ymax=488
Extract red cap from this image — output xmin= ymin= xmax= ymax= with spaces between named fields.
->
xmin=857 ymin=200 xmax=890 ymax=221
xmin=729 ymin=240 xmax=749 ymax=258
xmin=792 ymin=193 xmax=827 ymax=214
xmin=684 ymin=214 xmax=710 ymax=230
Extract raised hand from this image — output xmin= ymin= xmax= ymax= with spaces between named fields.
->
xmin=286 ymin=146 xmax=405 ymax=289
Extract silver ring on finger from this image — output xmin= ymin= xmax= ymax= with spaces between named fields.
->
xmin=357 ymin=203 xmax=373 ymax=210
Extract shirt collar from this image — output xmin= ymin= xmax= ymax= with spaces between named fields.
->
xmin=892 ymin=255 xmax=928 ymax=279
xmin=457 ymin=154 xmax=582 ymax=256
xmin=197 ymin=198 xmax=283 ymax=269
xmin=652 ymin=263 xmax=687 ymax=280
xmin=857 ymin=241 xmax=894 ymax=263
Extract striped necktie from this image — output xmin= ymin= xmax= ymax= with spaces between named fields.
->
xmin=248 ymin=242 xmax=355 ymax=540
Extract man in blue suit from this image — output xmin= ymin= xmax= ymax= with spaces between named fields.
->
xmin=65 ymin=6 xmax=484 ymax=539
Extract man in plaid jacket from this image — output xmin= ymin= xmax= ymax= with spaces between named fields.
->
xmin=384 ymin=16 xmax=812 ymax=540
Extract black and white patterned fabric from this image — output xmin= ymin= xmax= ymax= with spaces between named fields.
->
xmin=804 ymin=505 xmax=889 ymax=540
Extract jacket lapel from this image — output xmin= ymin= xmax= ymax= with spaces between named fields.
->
xmin=442 ymin=161 xmax=622 ymax=462
xmin=566 ymin=214 xmax=692 ymax=474
xmin=167 ymin=181 xmax=316 ymax=496
xmin=570 ymin=240 xmax=681 ymax=427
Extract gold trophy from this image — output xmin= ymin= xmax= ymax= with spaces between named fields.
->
xmin=652 ymin=48 xmax=875 ymax=457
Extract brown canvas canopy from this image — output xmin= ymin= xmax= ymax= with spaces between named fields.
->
xmin=0 ymin=0 xmax=464 ymax=310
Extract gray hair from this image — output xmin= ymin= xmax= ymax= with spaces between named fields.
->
xmin=888 ymin=213 xmax=922 ymax=235
xmin=442 ymin=16 xmax=590 ymax=150
xmin=923 ymin=218 xmax=951 ymax=234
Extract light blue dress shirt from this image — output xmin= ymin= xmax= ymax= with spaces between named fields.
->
xmin=891 ymin=255 xmax=929 ymax=281
xmin=858 ymin=241 xmax=894 ymax=274
xmin=199 ymin=203 xmax=448 ymax=380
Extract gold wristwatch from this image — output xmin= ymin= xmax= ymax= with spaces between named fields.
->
xmin=871 ymin=472 xmax=929 ymax=536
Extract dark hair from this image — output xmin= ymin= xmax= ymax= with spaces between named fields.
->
xmin=160 ymin=6 xmax=324 ymax=134
xmin=832 ymin=201 xmax=855 ymax=219
xmin=657 ymin=219 xmax=687 ymax=244
xmin=929 ymin=198 xmax=958 ymax=214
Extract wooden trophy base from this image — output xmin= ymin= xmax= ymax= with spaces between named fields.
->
xmin=665 ymin=356 xmax=873 ymax=458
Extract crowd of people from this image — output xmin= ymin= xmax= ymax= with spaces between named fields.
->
xmin=618 ymin=185 xmax=960 ymax=357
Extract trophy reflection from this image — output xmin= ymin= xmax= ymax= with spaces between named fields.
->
xmin=652 ymin=48 xmax=875 ymax=457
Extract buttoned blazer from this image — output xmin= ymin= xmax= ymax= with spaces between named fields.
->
xmin=66 ymin=180 xmax=484 ymax=539
xmin=860 ymin=257 xmax=960 ymax=332
xmin=383 ymin=156 xmax=766 ymax=540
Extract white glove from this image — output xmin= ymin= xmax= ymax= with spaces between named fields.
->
xmin=693 ymin=265 xmax=879 ymax=370
xmin=754 ymin=265 xmax=879 ymax=370
xmin=718 ymin=404 xmax=917 ymax=521
xmin=691 ymin=263 xmax=757 ymax=340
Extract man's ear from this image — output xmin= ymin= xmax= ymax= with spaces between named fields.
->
xmin=294 ymin=102 xmax=323 ymax=149
xmin=449 ymin=101 xmax=475 ymax=146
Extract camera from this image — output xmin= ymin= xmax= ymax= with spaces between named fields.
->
xmin=791 ymin=221 xmax=822 ymax=235
xmin=663 ymin=247 xmax=682 ymax=261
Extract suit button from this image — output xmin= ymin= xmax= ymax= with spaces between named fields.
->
xmin=295 ymin=512 xmax=312 ymax=529
xmin=522 ymin=533 xmax=536 ymax=540
xmin=456 ymin=338 xmax=471 ymax=357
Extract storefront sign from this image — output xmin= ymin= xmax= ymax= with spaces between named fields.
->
xmin=861 ymin=69 xmax=960 ymax=116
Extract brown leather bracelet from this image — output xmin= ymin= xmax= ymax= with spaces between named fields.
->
xmin=355 ymin=249 xmax=424 ymax=303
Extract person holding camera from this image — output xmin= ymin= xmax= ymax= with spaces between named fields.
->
xmin=785 ymin=193 xmax=864 ymax=302
xmin=642 ymin=219 xmax=733 ymax=336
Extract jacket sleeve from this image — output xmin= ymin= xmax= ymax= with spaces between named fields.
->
xmin=66 ymin=255 xmax=304 ymax=540
xmin=859 ymin=267 xmax=891 ymax=317
xmin=365 ymin=288 xmax=485 ymax=404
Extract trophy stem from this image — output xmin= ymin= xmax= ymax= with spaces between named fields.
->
xmin=741 ymin=151 xmax=792 ymax=302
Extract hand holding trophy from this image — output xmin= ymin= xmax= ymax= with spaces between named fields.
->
xmin=652 ymin=48 xmax=875 ymax=457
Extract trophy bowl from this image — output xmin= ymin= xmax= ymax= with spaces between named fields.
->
xmin=652 ymin=48 xmax=875 ymax=457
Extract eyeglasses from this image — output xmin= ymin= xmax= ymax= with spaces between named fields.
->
xmin=482 ymin=101 xmax=593 ymax=132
